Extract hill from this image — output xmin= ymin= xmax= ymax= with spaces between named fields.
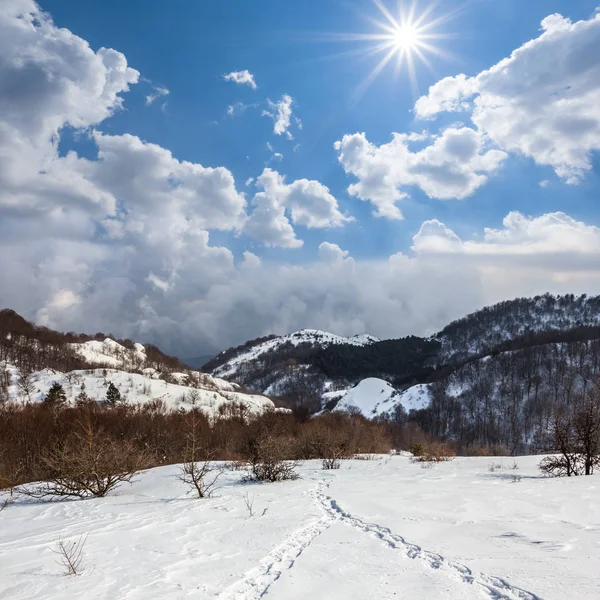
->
xmin=204 ymin=293 xmax=600 ymax=451
xmin=0 ymin=309 xmax=276 ymax=417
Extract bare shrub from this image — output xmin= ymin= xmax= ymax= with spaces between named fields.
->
xmin=178 ymin=459 xmax=222 ymax=499
xmin=51 ymin=534 xmax=87 ymax=576
xmin=243 ymin=491 xmax=255 ymax=517
xmin=412 ymin=443 xmax=455 ymax=464
xmin=244 ymin=435 xmax=300 ymax=483
xmin=322 ymin=455 xmax=342 ymax=470
xmin=19 ymin=419 xmax=149 ymax=499
xmin=178 ymin=413 xmax=222 ymax=499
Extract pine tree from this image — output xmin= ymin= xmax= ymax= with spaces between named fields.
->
xmin=76 ymin=383 xmax=90 ymax=407
xmin=105 ymin=382 xmax=121 ymax=406
xmin=44 ymin=382 xmax=67 ymax=408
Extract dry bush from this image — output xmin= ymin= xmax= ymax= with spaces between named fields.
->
xmin=51 ymin=535 xmax=87 ymax=576
xmin=243 ymin=491 xmax=255 ymax=517
xmin=464 ymin=444 xmax=509 ymax=457
xmin=411 ymin=443 xmax=425 ymax=457
xmin=178 ymin=459 xmax=222 ymax=499
xmin=411 ymin=443 xmax=455 ymax=464
xmin=243 ymin=435 xmax=300 ymax=483
xmin=177 ymin=413 xmax=222 ymax=498
xmin=19 ymin=419 xmax=150 ymax=499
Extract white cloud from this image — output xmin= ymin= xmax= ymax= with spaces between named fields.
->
xmin=263 ymin=94 xmax=295 ymax=139
xmin=145 ymin=86 xmax=169 ymax=106
xmin=243 ymin=169 xmax=352 ymax=248
xmin=227 ymin=101 xmax=258 ymax=117
xmin=414 ymin=74 xmax=478 ymax=120
xmin=318 ymin=242 xmax=351 ymax=264
xmin=223 ymin=70 xmax=257 ymax=90
xmin=241 ymin=251 xmax=261 ymax=269
xmin=335 ymin=128 xmax=507 ymax=219
xmin=3 ymin=2 xmax=600 ymax=358
xmin=414 ymin=11 xmax=600 ymax=183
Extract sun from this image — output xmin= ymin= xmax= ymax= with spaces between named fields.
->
xmin=390 ymin=24 xmax=421 ymax=52
xmin=317 ymin=0 xmax=459 ymax=102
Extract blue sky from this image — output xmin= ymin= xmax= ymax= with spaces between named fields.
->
xmin=1 ymin=0 xmax=600 ymax=355
xmin=43 ymin=0 xmax=600 ymax=258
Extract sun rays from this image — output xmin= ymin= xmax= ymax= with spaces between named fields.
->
xmin=316 ymin=0 xmax=460 ymax=102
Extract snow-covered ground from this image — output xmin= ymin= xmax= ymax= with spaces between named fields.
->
xmin=2 ymin=456 xmax=597 ymax=599
xmin=4 ymin=365 xmax=276 ymax=417
xmin=212 ymin=329 xmax=379 ymax=379
xmin=69 ymin=338 xmax=148 ymax=369
xmin=331 ymin=378 xmax=431 ymax=417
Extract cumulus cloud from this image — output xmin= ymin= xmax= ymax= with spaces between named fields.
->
xmin=335 ymin=128 xmax=507 ymax=219
xmin=243 ymin=169 xmax=353 ymax=248
xmin=414 ymin=10 xmax=600 ymax=183
xmin=263 ymin=95 xmax=295 ymax=139
xmin=2 ymin=1 xmax=600 ymax=359
xmin=223 ymin=70 xmax=257 ymax=90
xmin=318 ymin=242 xmax=352 ymax=264
xmin=241 ymin=251 xmax=261 ymax=269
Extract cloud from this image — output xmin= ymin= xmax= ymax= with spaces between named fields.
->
xmin=335 ymin=128 xmax=507 ymax=219
xmin=414 ymin=74 xmax=478 ymax=120
xmin=145 ymin=86 xmax=169 ymax=106
xmin=318 ymin=242 xmax=352 ymax=264
xmin=3 ymin=1 xmax=600 ymax=359
xmin=223 ymin=70 xmax=257 ymax=90
xmin=241 ymin=251 xmax=261 ymax=269
xmin=263 ymin=94 xmax=295 ymax=139
xmin=227 ymin=101 xmax=258 ymax=117
xmin=414 ymin=10 xmax=600 ymax=183
xmin=243 ymin=169 xmax=352 ymax=248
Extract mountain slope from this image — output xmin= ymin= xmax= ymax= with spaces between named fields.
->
xmin=204 ymin=294 xmax=600 ymax=451
xmin=0 ymin=310 xmax=277 ymax=417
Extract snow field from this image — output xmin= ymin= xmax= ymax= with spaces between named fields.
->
xmin=2 ymin=456 xmax=597 ymax=599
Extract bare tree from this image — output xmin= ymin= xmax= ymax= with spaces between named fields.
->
xmin=540 ymin=406 xmax=582 ymax=477
xmin=17 ymin=369 xmax=34 ymax=402
xmin=574 ymin=392 xmax=600 ymax=476
xmin=51 ymin=535 xmax=88 ymax=576
xmin=19 ymin=419 xmax=149 ymax=499
xmin=177 ymin=412 xmax=222 ymax=498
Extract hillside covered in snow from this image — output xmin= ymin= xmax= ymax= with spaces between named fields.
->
xmin=0 ymin=310 xmax=276 ymax=418
xmin=202 ymin=294 xmax=600 ymax=451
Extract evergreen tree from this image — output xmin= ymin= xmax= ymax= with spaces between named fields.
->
xmin=76 ymin=382 xmax=90 ymax=407
xmin=105 ymin=382 xmax=121 ymax=406
xmin=44 ymin=382 xmax=67 ymax=408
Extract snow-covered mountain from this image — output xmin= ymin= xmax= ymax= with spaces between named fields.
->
xmin=209 ymin=329 xmax=379 ymax=379
xmin=0 ymin=311 xmax=278 ymax=418
xmin=201 ymin=294 xmax=600 ymax=451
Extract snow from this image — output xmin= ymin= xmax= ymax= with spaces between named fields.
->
xmin=4 ymin=366 xmax=276 ymax=418
xmin=2 ymin=456 xmax=598 ymax=599
xmin=69 ymin=338 xmax=146 ymax=369
xmin=333 ymin=378 xmax=431 ymax=417
xmin=213 ymin=329 xmax=379 ymax=379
